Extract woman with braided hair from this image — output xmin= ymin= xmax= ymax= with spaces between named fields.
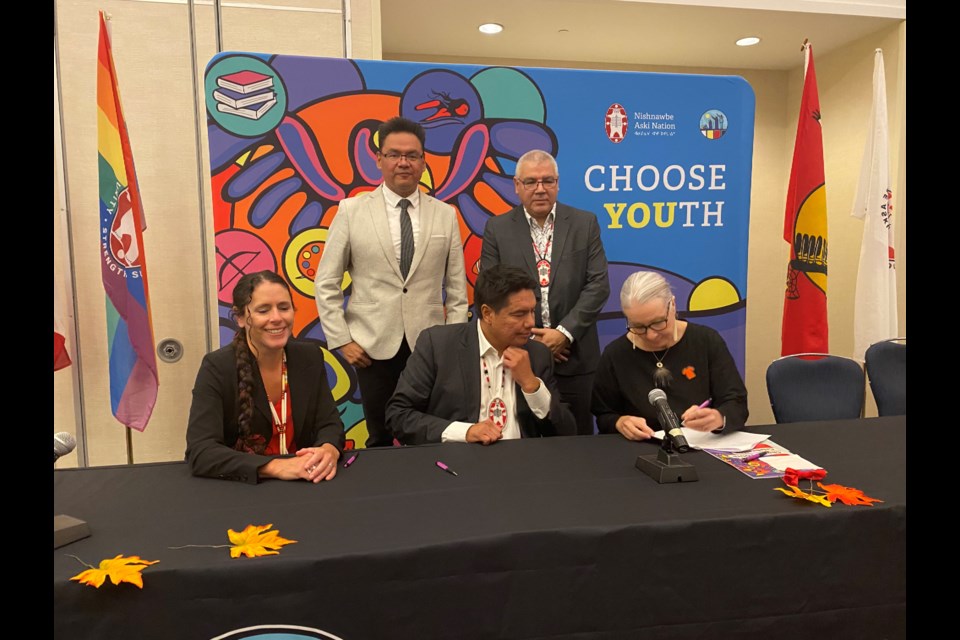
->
xmin=186 ymin=270 xmax=345 ymax=483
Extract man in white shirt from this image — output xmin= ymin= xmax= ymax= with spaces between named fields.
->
xmin=315 ymin=117 xmax=469 ymax=447
xmin=385 ymin=265 xmax=575 ymax=445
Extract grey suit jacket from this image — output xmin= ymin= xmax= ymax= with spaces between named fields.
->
xmin=385 ymin=321 xmax=576 ymax=444
xmin=314 ymin=185 xmax=469 ymax=360
xmin=480 ymin=203 xmax=610 ymax=375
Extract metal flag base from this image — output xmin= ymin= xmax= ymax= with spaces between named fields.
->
xmin=636 ymin=447 xmax=699 ymax=484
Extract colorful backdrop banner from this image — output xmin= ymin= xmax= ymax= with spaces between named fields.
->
xmin=205 ymin=53 xmax=755 ymax=448
xmin=97 ymin=11 xmax=158 ymax=431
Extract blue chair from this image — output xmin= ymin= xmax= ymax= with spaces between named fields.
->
xmin=865 ymin=338 xmax=906 ymax=416
xmin=766 ymin=353 xmax=865 ymax=423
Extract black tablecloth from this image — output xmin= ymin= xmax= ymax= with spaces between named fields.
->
xmin=53 ymin=416 xmax=906 ymax=640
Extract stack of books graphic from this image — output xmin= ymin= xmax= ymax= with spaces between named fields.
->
xmin=213 ymin=70 xmax=277 ymax=120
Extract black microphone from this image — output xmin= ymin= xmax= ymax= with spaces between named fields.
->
xmin=54 ymin=432 xmax=76 ymax=463
xmin=647 ymin=388 xmax=690 ymax=453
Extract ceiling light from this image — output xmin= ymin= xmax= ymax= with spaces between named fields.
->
xmin=736 ymin=36 xmax=761 ymax=47
xmin=479 ymin=23 xmax=503 ymax=35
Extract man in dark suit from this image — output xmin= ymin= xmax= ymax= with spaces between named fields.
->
xmin=385 ymin=265 xmax=575 ymax=445
xmin=480 ymin=150 xmax=610 ymax=434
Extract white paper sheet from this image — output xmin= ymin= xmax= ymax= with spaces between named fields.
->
xmin=758 ymin=454 xmax=822 ymax=471
xmin=652 ymin=428 xmax=771 ymax=452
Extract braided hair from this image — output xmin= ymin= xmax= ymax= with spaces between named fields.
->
xmin=229 ymin=270 xmax=293 ymax=453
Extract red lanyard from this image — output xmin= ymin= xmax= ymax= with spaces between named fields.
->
xmin=266 ymin=351 xmax=289 ymax=455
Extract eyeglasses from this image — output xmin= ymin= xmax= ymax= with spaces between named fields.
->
xmin=627 ymin=300 xmax=673 ymax=335
xmin=381 ymin=151 xmax=423 ymax=163
xmin=516 ymin=177 xmax=558 ymax=190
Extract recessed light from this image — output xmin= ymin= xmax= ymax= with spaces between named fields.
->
xmin=479 ymin=23 xmax=503 ymax=35
xmin=736 ymin=36 xmax=761 ymax=47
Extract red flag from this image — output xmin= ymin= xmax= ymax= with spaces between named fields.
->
xmin=782 ymin=43 xmax=828 ymax=356
xmin=54 ymin=271 xmax=72 ymax=371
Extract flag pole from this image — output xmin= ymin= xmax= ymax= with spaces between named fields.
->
xmin=54 ymin=20 xmax=88 ymax=467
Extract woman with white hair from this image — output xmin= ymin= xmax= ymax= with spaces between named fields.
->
xmin=591 ymin=271 xmax=747 ymax=441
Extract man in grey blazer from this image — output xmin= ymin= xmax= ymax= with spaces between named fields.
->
xmin=386 ymin=265 xmax=575 ymax=445
xmin=480 ymin=150 xmax=610 ymax=435
xmin=315 ymin=117 xmax=468 ymax=447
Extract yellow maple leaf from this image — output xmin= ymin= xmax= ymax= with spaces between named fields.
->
xmin=228 ymin=523 xmax=297 ymax=558
xmin=774 ymin=485 xmax=833 ymax=508
xmin=70 ymin=555 xmax=159 ymax=589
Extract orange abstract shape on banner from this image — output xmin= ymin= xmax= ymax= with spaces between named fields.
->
xmin=71 ymin=554 xmax=159 ymax=589
xmin=296 ymin=93 xmax=400 ymax=186
xmin=818 ymin=482 xmax=883 ymax=506
xmin=228 ymin=523 xmax=297 ymax=558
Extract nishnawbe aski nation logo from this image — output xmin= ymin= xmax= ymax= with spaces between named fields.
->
xmin=604 ymin=103 xmax=628 ymax=143
xmin=699 ymin=109 xmax=728 ymax=140
xmin=210 ymin=624 xmax=345 ymax=640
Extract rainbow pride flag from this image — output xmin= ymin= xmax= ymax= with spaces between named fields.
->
xmin=97 ymin=11 xmax=158 ymax=431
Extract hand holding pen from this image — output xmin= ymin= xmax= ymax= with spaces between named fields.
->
xmin=680 ymin=398 xmax=722 ymax=432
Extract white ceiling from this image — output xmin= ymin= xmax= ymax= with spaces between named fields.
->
xmin=380 ymin=0 xmax=905 ymax=71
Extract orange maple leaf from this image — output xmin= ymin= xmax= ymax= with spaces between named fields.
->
xmin=774 ymin=484 xmax=832 ymax=508
xmin=228 ymin=523 xmax=297 ymax=558
xmin=70 ymin=554 xmax=159 ymax=589
xmin=817 ymin=482 xmax=884 ymax=506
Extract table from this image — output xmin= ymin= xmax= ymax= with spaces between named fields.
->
xmin=54 ymin=416 xmax=906 ymax=639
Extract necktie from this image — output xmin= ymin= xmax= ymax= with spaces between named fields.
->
xmin=399 ymin=198 xmax=414 ymax=279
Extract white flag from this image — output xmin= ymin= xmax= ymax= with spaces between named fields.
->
xmin=851 ymin=49 xmax=897 ymax=362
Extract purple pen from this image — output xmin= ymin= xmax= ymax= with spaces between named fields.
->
xmin=342 ymin=453 xmax=359 ymax=468
xmin=740 ymin=451 xmax=768 ymax=463
xmin=698 ymin=398 xmax=713 ymax=409
xmin=436 ymin=460 xmax=459 ymax=476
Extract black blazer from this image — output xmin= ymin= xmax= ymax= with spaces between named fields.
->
xmin=480 ymin=202 xmax=610 ymax=376
xmin=185 ymin=339 xmax=345 ymax=483
xmin=385 ymin=321 xmax=576 ymax=444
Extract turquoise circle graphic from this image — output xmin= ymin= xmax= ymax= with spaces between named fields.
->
xmin=471 ymin=67 xmax=545 ymax=122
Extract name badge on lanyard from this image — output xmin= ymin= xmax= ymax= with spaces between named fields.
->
xmin=536 ymin=259 xmax=551 ymax=287
xmin=488 ymin=397 xmax=507 ymax=429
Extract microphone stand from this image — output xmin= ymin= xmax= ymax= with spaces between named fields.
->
xmin=635 ymin=433 xmax=699 ymax=484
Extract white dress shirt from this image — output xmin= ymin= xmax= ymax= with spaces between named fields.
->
xmin=382 ymin=185 xmax=421 ymax=264
xmin=523 ymin=206 xmax=573 ymax=344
